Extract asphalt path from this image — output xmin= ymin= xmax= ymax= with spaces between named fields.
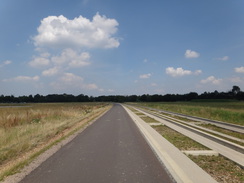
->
xmin=19 ymin=104 xmax=174 ymax=183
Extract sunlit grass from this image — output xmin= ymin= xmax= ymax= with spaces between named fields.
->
xmin=189 ymin=155 xmax=244 ymax=183
xmin=153 ymin=125 xmax=208 ymax=150
xmin=134 ymin=101 xmax=244 ymax=125
xmin=0 ymin=103 xmax=110 ymax=178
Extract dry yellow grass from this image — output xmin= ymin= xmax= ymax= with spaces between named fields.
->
xmin=0 ymin=103 xmax=111 ymax=180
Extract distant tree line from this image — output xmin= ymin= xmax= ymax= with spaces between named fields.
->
xmin=0 ymin=86 xmax=243 ymax=103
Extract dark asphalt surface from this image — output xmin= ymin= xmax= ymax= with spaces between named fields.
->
xmin=19 ymin=104 xmax=174 ymax=183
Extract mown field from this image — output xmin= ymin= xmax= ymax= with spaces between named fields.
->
xmin=0 ymin=102 xmax=110 ymax=180
xmin=133 ymin=100 xmax=244 ymax=126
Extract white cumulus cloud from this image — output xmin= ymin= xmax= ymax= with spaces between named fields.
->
xmin=29 ymin=48 xmax=91 ymax=79
xmin=166 ymin=67 xmax=202 ymax=77
xmin=50 ymin=73 xmax=100 ymax=91
xmin=235 ymin=66 xmax=244 ymax=73
xmin=42 ymin=67 xmax=59 ymax=76
xmin=33 ymin=13 xmax=120 ymax=49
xmin=29 ymin=56 xmax=50 ymax=68
xmin=51 ymin=48 xmax=91 ymax=67
xmin=185 ymin=49 xmax=200 ymax=58
xmin=61 ymin=73 xmax=84 ymax=83
xmin=140 ymin=73 xmax=151 ymax=79
xmin=200 ymin=76 xmax=222 ymax=85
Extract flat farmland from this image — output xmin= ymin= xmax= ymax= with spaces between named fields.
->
xmin=0 ymin=102 xmax=110 ymax=180
xmin=132 ymin=101 xmax=244 ymax=126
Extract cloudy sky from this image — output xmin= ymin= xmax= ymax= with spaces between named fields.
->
xmin=0 ymin=0 xmax=244 ymax=96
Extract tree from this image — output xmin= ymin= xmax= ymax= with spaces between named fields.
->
xmin=232 ymin=85 xmax=241 ymax=95
xmin=185 ymin=92 xmax=198 ymax=101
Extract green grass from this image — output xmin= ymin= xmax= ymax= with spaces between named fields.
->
xmin=130 ymin=105 xmax=244 ymax=182
xmin=151 ymin=117 xmax=243 ymax=183
xmin=133 ymin=101 xmax=244 ymax=125
xmin=153 ymin=125 xmax=209 ymax=150
xmin=140 ymin=116 xmax=159 ymax=123
xmin=199 ymin=123 xmax=244 ymax=140
xmin=189 ymin=155 xmax=244 ymax=183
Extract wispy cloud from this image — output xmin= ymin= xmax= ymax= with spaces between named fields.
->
xmin=200 ymin=76 xmax=222 ymax=85
xmin=229 ymin=77 xmax=242 ymax=83
xmin=139 ymin=73 xmax=151 ymax=79
xmin=185 ymin=49 xmax=200 ymax=58
xmin=215 ymin=56 xmax=229 ymax=61
xmin=3 ymin=75 xmax=39 ymax=82
xmin=143 ymin=58 xmax=148 ymax=63
xmin=235 ymin=66 xmax=244 ymax=73
xmin=0 ymin=60 xmax=12 ymax=68
xmin=166 ymin=67 xmax=202 ymax=77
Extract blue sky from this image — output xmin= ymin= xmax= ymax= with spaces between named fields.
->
xmin=0 ymin=0 xmax=244 ymax=96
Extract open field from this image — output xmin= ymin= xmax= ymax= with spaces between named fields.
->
xmin=0 ymin=103 xmax=111 ymax=180
xmin=132 ymin=101 xmax=244 ymax=125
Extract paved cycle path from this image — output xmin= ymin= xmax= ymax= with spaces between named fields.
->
xmin=19 ymin=104 xmax=173 ymax=183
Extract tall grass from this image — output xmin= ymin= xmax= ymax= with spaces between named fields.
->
xmin=0 ymin=103 xmax=109 ymax=169
xmin=135 ymin=101 xmax=244 ymax=125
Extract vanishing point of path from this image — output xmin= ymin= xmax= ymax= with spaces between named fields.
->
xmin=19 ymin=104 xmax=174 ymax=183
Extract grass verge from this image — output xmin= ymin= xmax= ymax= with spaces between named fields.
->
xmin=198 ymin=123 xmax=244 ymax=140
xmin=153 ymin=125 xmax=209 ymax=151
xmin=140 ymin=116 xmax=159 ymax=123
xmin=133 ymin=101 xmax=244 ymax=125
xmin=133 ymin=108 xmax=244 ymax=183
xmin=189 ymin=155 xmax=244 ymax=183
xmin=0 ymin=103 xmax=111 ymax=181
xmin=152 ymin=123 xmax=244 ymax=183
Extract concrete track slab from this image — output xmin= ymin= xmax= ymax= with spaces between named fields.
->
xmin=134 ymin=107 xmax=244 ymax=167
xmin=182 ymin=150 xmax=219 ymax=156
xmin=124 ymin=105 xmax=218 ymax=183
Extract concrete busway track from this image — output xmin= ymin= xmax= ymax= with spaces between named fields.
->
xmin=129 ymin=105 xmax=244 ymax=154
xmin=130 ymin=104 xmax=244 ymax=134
xmin=125 ymin=105 xmax=244 ymax=168
xmin=123 ymin=105 xmax=218 ymax=183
